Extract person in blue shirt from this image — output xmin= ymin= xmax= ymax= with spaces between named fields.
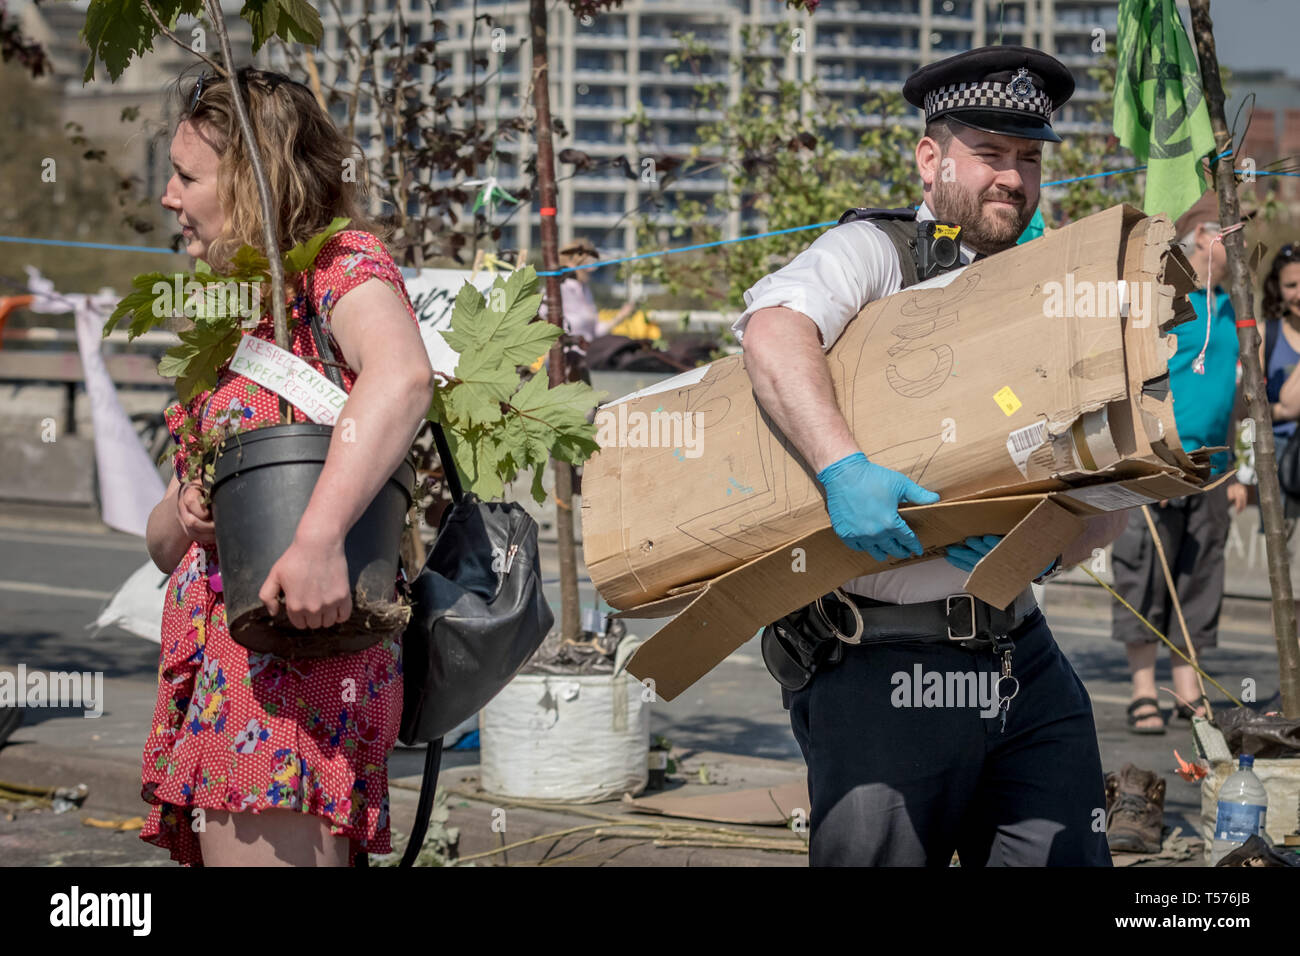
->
xmin=1110 ymin=194 xmax=1247 ymax=734
xmin=1261 ymin=243 xmax=1300 ymax=506
xmin=1258 ymin=243 xmax=1300 ymax=653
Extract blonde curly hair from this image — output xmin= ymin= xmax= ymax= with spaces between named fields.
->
xmin=176 ymin=67 xmax=390 ymax=286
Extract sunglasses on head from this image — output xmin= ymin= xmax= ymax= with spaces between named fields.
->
xmin=188 ymin=73 xmax=211 ymax=112
xmin=187 ymin=69 xmax=290 ymax=113
xmin=1281 ymin=243 xmax=1300 ymax=259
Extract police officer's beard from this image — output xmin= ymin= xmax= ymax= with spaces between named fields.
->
xmin=932 ymin=178 xmax=1035 ymax=254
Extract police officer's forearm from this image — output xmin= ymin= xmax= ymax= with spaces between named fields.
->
xmin=743 ymin=306 xmax=861 ymax=473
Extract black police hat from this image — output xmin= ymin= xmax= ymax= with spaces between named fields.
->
xmin=903 ymin=45 xmax=1075 ymax=143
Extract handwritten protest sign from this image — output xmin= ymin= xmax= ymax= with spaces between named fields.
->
xmin=230 ymin=335 xmax=349 ymax=425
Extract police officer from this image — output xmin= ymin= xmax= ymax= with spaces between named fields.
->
xmin=737 ymin=46 xmax=1130 ymax=867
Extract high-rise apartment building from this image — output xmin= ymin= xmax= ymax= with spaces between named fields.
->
xmin=328 ymin=0 xmax=1120 ymax=258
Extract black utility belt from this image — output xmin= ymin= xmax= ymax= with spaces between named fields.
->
xmin=760 ymin=589 xmax=1035 ymax=693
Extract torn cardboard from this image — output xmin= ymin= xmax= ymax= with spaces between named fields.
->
xmin=625 ymin=469 xmax=1227 ymax=702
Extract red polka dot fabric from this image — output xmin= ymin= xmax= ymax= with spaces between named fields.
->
xmin=141 ymin=230 xmax=417 ymax=866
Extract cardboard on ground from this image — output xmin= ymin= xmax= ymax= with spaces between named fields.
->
xmin=581 ymin=205 xmax=1223 ymax=700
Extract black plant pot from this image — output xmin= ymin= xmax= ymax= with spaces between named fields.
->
xmin=211 ymin=423 xmax=415 ymax=658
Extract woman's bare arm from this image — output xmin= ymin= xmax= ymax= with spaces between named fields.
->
xmin=146 ymin=475 xmax=189 ymax=573
xmin=294 ymin=278 xmax=434 ymax=546
xmin=257 ymin=278 xmax=435 ymax=627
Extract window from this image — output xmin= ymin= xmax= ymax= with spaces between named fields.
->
xmin=578 ymin=14 xmax=628 ymax=37
xmin=933 ymin=0 xmax=972 ymax=18
xmin=578 ymin=85 xmax=624 ymax=107
xmin=575 ymin=119 xmax=617 ymax=143
xmin=576 ymin=51 xmax=615 ymax=72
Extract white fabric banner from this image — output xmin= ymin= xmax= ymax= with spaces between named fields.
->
xmin=91 ymin=559 xmax=167 ymax=643
xmin=400 ymin=267 xmax=495 ymax=376
xmin=25 ymin=268 xmax=166 ymax=537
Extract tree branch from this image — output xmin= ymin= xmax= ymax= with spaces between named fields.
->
xmin=140 ymin=0 xmax=227 ymax=76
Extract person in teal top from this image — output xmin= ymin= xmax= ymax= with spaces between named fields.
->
xmin=1110 ymin=193 xmax=1248 ymax=736
xmin=1169 ymin=283 xmax=1237 ymax=476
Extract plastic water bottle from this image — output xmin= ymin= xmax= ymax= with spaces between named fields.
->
xmin=1211 ymin=754 xmax=1268 ymax=864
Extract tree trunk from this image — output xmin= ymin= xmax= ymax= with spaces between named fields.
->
xmin=530 ymin=0 xmax=581 ymax=642
xmin=1189 ymin=0 xmax=1300 ymax=717
xmin=205 ymin=0 xmax=292 ymax=424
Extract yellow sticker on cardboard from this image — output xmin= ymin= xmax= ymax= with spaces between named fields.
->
xmin=993 ymin=385 xmax=1022 ymax=416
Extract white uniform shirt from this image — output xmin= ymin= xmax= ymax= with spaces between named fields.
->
xmin=733 ymin=202 xmax=1003 ymax=606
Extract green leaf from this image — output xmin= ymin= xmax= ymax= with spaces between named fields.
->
xmin=500 ymin=321 xmax=560 ymax=367
xmin=227 ymin=245 xmax=271 ymax=282
xmin=276 ymin=0 xmax=324 ymax=45
xmin=159 ymin=325 xmax=242 ymax=403
xmin=514 ymin=377 xmax=607 ymax=426
xmin=81 ymin=0 xmax=192 ymax=83
xmin=446 ymin=427 xmax=505 ymax=501
xmin=442 ymin=267 xmax=543 ymax=359
xmin=446 ymin=348 xmax=515 ymax=428
xmin=241 ymin=0 xmax=280 ymax=52
xmin=103 ymin=272 xmax=172 ymax=339
xmin=281 ymin=217 xmax=351 ymax=274
xmin=439 ymin=282 xmax=489 ymax=354
xmin=242 ymin=0 xmax=323 ymax=53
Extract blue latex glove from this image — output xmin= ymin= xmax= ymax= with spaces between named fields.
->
xmin=944 ymin=534 xmax=1003 ymax=573
xmin=816 ymin=452 xmax=940 ymax=562
xmin=945 ymin=534 xmax=1056 ymax=576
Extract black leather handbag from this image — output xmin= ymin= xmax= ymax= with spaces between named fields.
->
xmin=393 ymin=422 xmax=554 ymax=866
xmin=1279 ymin=431 xmax=1300 ymax=499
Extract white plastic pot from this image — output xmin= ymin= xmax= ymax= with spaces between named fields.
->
xmin=480 ymin=672 xmax=649 ymax=803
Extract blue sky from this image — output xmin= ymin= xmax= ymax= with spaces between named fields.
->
xmin=1179 ymin=0 xmax=1300 ymax=78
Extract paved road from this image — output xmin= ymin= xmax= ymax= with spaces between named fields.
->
xmin=0 ymin=503 xmax=1285 ymax=865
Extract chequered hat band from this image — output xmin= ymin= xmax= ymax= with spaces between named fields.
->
xmin=923 ymin=80 xmax=1054 ymax=120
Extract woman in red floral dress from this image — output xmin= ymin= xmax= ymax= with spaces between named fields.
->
xmin=141 ymin=68 xmax=434 ymax=866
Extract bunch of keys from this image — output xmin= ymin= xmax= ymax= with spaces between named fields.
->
xmin=991 ymin=634 xmax=1020 ymax=734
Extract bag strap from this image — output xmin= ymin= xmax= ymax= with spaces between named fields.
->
xmin=304 ymin=277 xmax=348 ymax=392
xmin=1266 ymin=315 xmax=1280 ymax=379
xmin=431 ymin=421 xmax=464 ymax=504
xmin=837 ymin=207 xmax=923 ymax=289
xmin=304 ymin=275 xmax=463 ymax=502
xmin=303 ymin=273 xmax=455 ymax=868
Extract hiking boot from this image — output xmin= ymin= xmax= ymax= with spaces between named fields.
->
xmin=1105 ymin=763 xmax=1166 ymax=854
xmin=0 ymin=704 xmax=20 ymax=749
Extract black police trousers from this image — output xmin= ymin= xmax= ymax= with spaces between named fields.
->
xmin=786 ymin=607 xmax=1112 ymax=867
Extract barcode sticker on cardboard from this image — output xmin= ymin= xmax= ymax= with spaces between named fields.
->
xmin=1006 ymin=419 xmax=1048 ymax=476
xmin=1061 ymin=483 xmax=1159 ymax=512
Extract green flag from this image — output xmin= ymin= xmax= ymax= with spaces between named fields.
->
xmin=1113 ymin=0 xmax=1216 ymax=220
